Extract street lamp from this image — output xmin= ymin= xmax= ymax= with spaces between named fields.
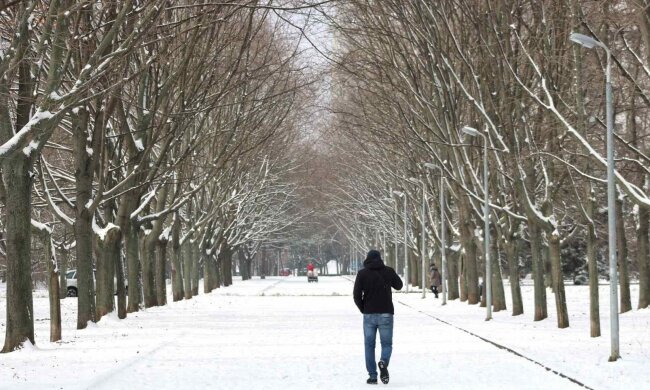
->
xmin=462 ymin=125 xmax=491 ymax=321
xmin=425 ymin=163 xmax=447 ymax=305
xmin=570 ymin=31 xmax=619 ymax=362
xmin=408 ymin=177 xmax=427 ymax=299
xmin=389 ymin=191 xmax=399 ymax=274
xmin=393 ymin=190 xmax=408 ymax=293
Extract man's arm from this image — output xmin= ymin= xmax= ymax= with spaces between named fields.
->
xmin=353 ymin=273 xmax=364 ymax=313
xmin=391 ymin=269 xmax=403 ymax=291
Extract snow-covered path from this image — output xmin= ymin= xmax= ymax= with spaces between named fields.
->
xmin=2 ymin=277 xmax=589 ymax=389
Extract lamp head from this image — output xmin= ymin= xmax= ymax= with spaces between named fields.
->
xmin=569 ymin=32 xmax=601 ymax=49
xmin=461 ymin=126 xmax=480 ymax=137
xmin=423 ymin=163 xmax=438 ymax=170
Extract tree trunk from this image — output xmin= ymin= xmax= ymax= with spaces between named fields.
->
xmin=115 ymin=244 xmax=127 ymax=320
xmin=156 ymin=239 xmax=168 ymax=306
xmin=637 ymin=205 xmax=650 ymax=309
xmin=74 ymin=208 xmax=96 ymax=329
xmin=616 ymin=198 xmax=631 ymax=313
xmin=220 ymin=245 xmax=233 ymax=287
xmin=203 ymin=258 xmax=210 ymax=293
xmin=543 ymin=237 xmax=553 ymax=290
xmin=73 ymin=108 xmax=97 ymax=329
xmin=636 ymin=0 xmax=650 ymax=310
xmin=408 ymin=251 xmax=419 ymax=287
xmin=203 ymin=247 xmax=212 ymax=294
xmin=48 ymin=253 xmax=62 ymax=343
xmin=529 ymin=222 xmax=548 ymax=321
xmin=459 ymin=252 xmax=468 ymax=302
xmin=183 ymin=240 xmax=193 ymax=300
xmin=480 ymin=248 xmax=486 ymax=308
xmin=1 ymin=156 xmax=35 ymax=352
xmin=192 ymin=243 xmax=200 ymax=295
xmin=214 ymin=256 xmax=222 ymax=289
xmin=587 ymin=222 xmax=600 ymax=337
xmin=505 ymin=237 xmax=523 ymax=316
xmin=37 ymin=227 xmax=61 ymax=343
xmin=125 ymin=223 xmax=141 ymax=313
xmin=58 ymin=246 xmax=69 ymax=299
xmin=386 ymin=243 xmax=395 ymax=269
xmin=225 ymin=248 xmax=233 ymax=286
xmin=171 ymin=217 xmax=184 ymax=302
xmin=447 ymin=250 xmax=459 ymax=300
xmin=492 ymin=236 xmax=506 ymax=312
xmin=409 ymin=250 xmax=418 ymax=288
xmin=96 ymin=227 xmax=121 ymax=319
xmin=459 ymin=202 xmax=479 ymax=304
xmin=142 ymin=233 xmax=157 ymax=308
xmin=549 ymin=233 xmax=569 ymax=328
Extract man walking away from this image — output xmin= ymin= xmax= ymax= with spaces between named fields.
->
xmin=353 ymin=250 xmax=403 ymax=385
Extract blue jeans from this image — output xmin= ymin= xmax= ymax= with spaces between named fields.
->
xmin=363 ymin=313 xmax=394 ymax=379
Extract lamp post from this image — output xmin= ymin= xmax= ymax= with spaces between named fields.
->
xmin=425 ymin=163 xmax=447 ymax=305
xmin=570 ymin=32 xmax=619 ymax=361
xmin=393 ymin=191 xmax=399 ymax=272
xmin=393 ymin=190 xmax=408 ymax=293
xmin=409 ymin=177 xmax=427 ymax=299
xmin=462 ymin=125 xmax=491 ymax=321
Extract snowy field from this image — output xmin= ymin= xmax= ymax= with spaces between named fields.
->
xmin=1 ymin=277 xmax=649 ymax=390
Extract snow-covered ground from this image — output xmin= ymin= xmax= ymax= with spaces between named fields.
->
xmin=1 ymin=277 xmax=648 ymax=389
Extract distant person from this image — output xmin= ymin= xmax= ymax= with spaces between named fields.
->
xmin=353 ymin=249 xmax=403 ymax=385
xmin=429 ymin=264 xmax=442 ymax=298
xmin=307 ymin=262 xmax=315 ymax=272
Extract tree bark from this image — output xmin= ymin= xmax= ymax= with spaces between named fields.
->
xmin=447 ymin=250 xmax=459 ymax=300
xmin=506 ymin=237 xmax=523 ymax=316
xmin=1 ymin=156 xmax=35 ymax=352
xmin=617 ymin=198 xmax=631 ymax=313
xmin=492 ymin=236 xmax=507 ymax=312
xmin=171 ymin=215 xmax=184 ymax=302
xmin=191 ymin=243 xmax=200 ymax=295
xmin=203 ymin=248 xmax=213 ymax=294
xmin=549 ymin=233 xmax=569 ymax=328
xmin=183 ymin=239 xmax=193 ymax=300
xmin=529 ymin=222 xmax=548 ymax=321
xmin=459 ymin=201 xmax=479 ymax=304
xmin=587 ymin=221 xmax=600 ymax=336
xmin=125 ymin=222 xmax=142 ymax=313
xmin=220 ymin=244 xmax=233 ymax=287
xmin=34 ymin=225 xmax=61 ymax=343
xmin=459 ymin=252 xmax=468 ymax=302
xmin=115 ymin=243 xmax=127 ymax=320
xmin=48 ymin=250 xmax=62 ymax=343
xmin=408 ymin=249 xmax=417 ymax=288
xmin=96 ymin=226 xmax=121 ymax=321
xmin=96 ymin=227 xmax=121 ymax=319
xmin=142 ymin=232 xmax=158 ymax=308
xmin=156 ymin=239 xmax=168 ymax=306
xmin=73 ymin=108 xmax=97 ymax=329
xmin=58 ymin=245 xmax=69 ymax=299
xmin=637 ymin=205 xmax=650 ymax=309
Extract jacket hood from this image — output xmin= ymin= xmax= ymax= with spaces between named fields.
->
xmin=363 ymin=257 xmax=385 ymax=270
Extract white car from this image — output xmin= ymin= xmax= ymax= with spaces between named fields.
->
xmin=65 ymin=269 xmax=126 ymax=297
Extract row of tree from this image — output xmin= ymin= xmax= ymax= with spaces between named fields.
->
xmin=1 ymin=1 xmax=315 ymax=353
xmin=318 ymin=0 xmax=650 ymax=337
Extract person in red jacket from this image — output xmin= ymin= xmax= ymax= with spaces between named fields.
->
xmin=307 ymin=263 xmax=315 ymax=272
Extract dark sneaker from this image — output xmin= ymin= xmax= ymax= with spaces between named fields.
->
xmin=378 ymin=361 xmax=389 ymax=384
xmin=367 ymin=377 xmax=378 ymax=385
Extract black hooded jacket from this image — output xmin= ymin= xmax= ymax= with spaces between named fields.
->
xmin=353 ymin=257 xmax=403 ymax=314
